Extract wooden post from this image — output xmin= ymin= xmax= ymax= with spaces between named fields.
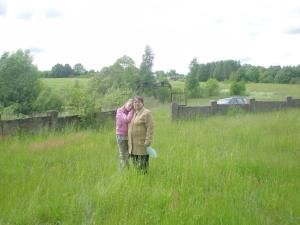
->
xmin=0 ymin=114 xmax=2 ymax=136
xmin=171 ymin=102 xmax=179 ymax=120
xmin=286 ymin=96 xmax=293 ymax=107
xmin=210 ymin=100 xmax=218 ymax=114
xmin=249 ymin=98 xmax=256 ymax=112
xmin=47 ymin=110 xmax=58 ymax=130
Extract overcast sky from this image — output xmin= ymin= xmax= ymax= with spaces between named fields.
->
xmin=1 ymin=0 xmax=300 ymax=74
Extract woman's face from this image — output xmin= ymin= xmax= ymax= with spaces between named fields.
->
xmin=133 ymin=99 xmax=143 ymax=111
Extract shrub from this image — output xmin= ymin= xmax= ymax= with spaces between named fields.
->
xmin=204 ymin=79 xmax=220 ymax=96
xmin=153 ymin=87 xmax=171 ymax=103
xmin=0 ymin=50 xmax=41 ymax=114
xmin=33 ymin=88 xmax=63 ymax=112
xmin=101 ymin=88 xmax=135 ymax=111
xmin=230 ymin=81 xmax=246 ymax=95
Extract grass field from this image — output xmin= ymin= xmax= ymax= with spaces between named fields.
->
xmin=1 ymin=103 xmax=300 ymax=224
xmin=169 ymin=80 xmax=300 ymax=105
xmin=42 ymin=78 xmax=90 ymax=92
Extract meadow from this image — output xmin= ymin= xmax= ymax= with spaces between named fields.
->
xmin=42 ymin=78 xmax=90 ymax=92
xmin=1 ymin=79 xmax=300 ymax=224
xmin=1 ymin=101 xmax=300 ymax=224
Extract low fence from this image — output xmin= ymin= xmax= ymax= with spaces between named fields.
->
xmin=0 ymin=110 xmax=116 ymax=136
xmin=171 ymin=96 xmax=300 ymax=120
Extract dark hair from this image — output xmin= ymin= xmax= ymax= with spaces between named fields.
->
xmin=133 ymin=96 xmax=144 ymax=104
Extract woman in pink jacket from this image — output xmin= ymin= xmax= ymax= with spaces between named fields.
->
xmin=116 ymin=99 xmax=134 ymax=170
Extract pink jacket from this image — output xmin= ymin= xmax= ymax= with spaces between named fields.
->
xmin=116 ymin=106 xmax=134 ymax=136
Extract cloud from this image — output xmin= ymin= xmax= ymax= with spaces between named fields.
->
xmin=45 ymin=8 xmax=63 ymax=18
xmin=29 ymin=47 xmax=45 ymax=53
xmin=0 ymin=0 xmax=6 ymax=16
xmin=17 ymin=10 xmax=33 ymax=20
xmin=286 ymin=27 xmax=300 ymax=35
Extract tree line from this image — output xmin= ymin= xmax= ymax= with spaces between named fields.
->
xmin=1 ymin=47 xmax=300 ymax=116
xmin=0 ymin=47 xmax=173 ymax=115
xmin=187 ymin=58 xmax=300 ymax=84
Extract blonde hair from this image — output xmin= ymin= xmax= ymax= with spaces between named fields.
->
xmin=125 ymin=99 xmax=133 ymax=107
xmin=126 ymin=99 xmax=133 ymax=105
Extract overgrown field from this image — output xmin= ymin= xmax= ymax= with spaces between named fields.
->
xmin=42 ymin=78 xmax=90 ymax=92
xmin=1 ymin=105 xmax=300 ymax=225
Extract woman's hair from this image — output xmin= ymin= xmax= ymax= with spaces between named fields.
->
xmin=133 ymin=96 xmax=144 ymax=104
xmin=126 ymin=99 xmax=133 ymax=105
xmin=125 ymin=99 xmax=133 ymax=107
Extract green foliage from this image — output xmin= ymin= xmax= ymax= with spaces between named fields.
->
xmin=73 ymin=63 xmax=86 ymax=76
xmin=190 ymin=59 xmax=241 ymax=81
xmin=230 ymin=81 xmax=246 ymax=95
xmin=204 ymin=78 xmax=220 ymax=96
xmin=89 ymin=55 xmax=139 ymax=95
xmin=33 ymin=87 xmax=63 ymax=112
xmin=153 ymin=87 xmax=171 ymax=103
xmin=67 ymin=82 xmax=101 ymax=116
xmin=139 ymin=46 xmax=156 ymax=94
xmin=185 ymin=74 xmax=201 ymax=97
xmin=0 ymin=49 xmax=41 ymax=114
xmin=274 ymin=66 xmax=296 ymax=84
xmin=185 ymin=60 xmax=202 ymax=98
xmin=50 ymin=63 xmax=73 ymax=78
xmin=101 ymin=88 xmax=135 ymax=111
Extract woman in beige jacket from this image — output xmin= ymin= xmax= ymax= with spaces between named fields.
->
xmin=128 ymin=96 xmax=154 ymax=173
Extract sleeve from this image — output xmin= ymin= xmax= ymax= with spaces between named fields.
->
xmin=117 ymin=109 xmax=134 ymax=124
xmin=144 ymin=111 xmax=154 ymax=147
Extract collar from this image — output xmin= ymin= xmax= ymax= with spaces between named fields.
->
xmin=135 ymin=107 xmax=144 ymax=115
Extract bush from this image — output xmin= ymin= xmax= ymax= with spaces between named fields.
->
xmin=185 ymin=73 xmax=202 ymax=98
xmin=204 ymin=79 xmax=220 ymax=96
xmin=33 ymin=88 xmax=63 ymax=112
xmin=230 ymin=81 xmax=246 ymax=95
xmin=153 ymin=87 xmax=171 ymax=103
xmin=0 ymin=50 xmax=41 ymax=114
xmin=66 ymin=84 xmax=101 ymax=116
xmin=101 ymin=88 xmax=135 ymax=111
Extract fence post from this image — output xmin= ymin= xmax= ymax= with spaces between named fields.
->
xmin=286 ymin=96 xmax=293 ymax=107
xmin=249 ymin=98 xmax=256 ymax=112
xmin=0 ymin=114 xmax=2 ymax=136
xmin=47 ymin=110 xmax=58 ymax=130
xmin=210 ymin=100 xmax=218 ymax=115
xmin=171 ymin=102 xmax=179 ymax=120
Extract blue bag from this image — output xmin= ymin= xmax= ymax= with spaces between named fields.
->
xmin=147 ymin=146 xmax=157 ymax=158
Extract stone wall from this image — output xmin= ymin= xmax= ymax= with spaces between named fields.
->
xmin=171 ymin=96 xmax=300 ymax=120
xmin=0 ymin=110 xmax=116 ymax=136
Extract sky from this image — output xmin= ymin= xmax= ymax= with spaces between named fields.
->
xmin=1 ymin=0 xmax=300 ymax=74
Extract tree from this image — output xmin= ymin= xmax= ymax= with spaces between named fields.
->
xmin=50 ymin=63 xmax=73 ymax=77
xmin=185 ymin=58 xmax=201 ymax=97
xmin=0 ymin=49 xmax=41 ymax=114
xmin=89 ymin=55 xmax=139 ymax=95
xmin=73 ymin=63 xmax=86 ymax=76
xmin=63 ymin=64 xmax=73 ymax=77
xmin=244 ymin=65 xmax=260 ymax=82
xmin=198 ymin=64 xmax=210 ymax=81
xmin=51 ymin=63 xmax=65 ymax=77
xmin=189 ymin=58 xmax=200 ymax=80
xmin=139 ymin=45 xmax=156 ymax=93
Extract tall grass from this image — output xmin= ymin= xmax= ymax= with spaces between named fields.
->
xmin=1 ymin=106 xmax=300 ymax=225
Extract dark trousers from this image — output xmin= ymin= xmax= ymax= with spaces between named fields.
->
xmin=130 ymin=154 xmax=149 ymax=173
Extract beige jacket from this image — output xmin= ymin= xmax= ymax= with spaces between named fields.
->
xmin=128 ymin=107 xmax=154 ymax=155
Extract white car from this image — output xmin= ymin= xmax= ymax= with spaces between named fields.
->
xmin=217 ymin=96 xmax=248 ymax=105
